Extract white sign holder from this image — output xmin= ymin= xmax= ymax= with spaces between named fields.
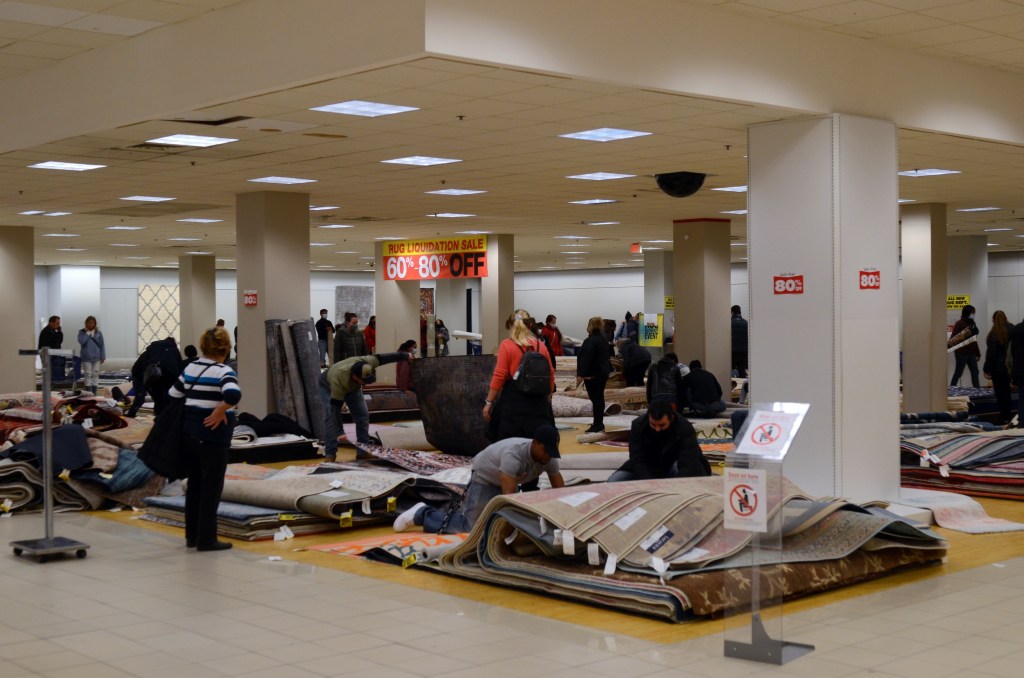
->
xmin=723 ymin=402 xmax=812 ymax=665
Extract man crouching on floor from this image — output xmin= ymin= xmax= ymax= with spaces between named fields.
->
xmin=394 ymin=425 xmax=565 ymax=534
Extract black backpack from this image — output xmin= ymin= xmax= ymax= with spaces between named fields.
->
xmin=513 ymin=341 xmax=552 ymax=396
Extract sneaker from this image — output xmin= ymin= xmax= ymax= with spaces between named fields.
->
xmin=393 ymin=502 xmax=426 ymax=532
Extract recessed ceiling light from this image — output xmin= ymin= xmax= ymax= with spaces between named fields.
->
xmin=898 ymin=199 xmax=916 ymax=203
xmin=43 ymin=212 xmax=71 ymax=216
xmin=310 ymin=242 xmax=333 ymax=247
xmin=123 ymin=256 xmax=150 ymax=260
xmin=106 ymin=225 xmax=145 ymax=230
xmin=319 ymin=224 xmax=354 ymax=229
xmin=560 ymin=128 xmax=651 ymax=142
xmin=146 ymin=134 xmax=237 ymax=147
xmin=539 ymin=266 xmax=559 ymax=270
xmin=567 ymin=172 xmax=635 ymax=181
xmin=428 ymin=213 xmax=475 ymax=218
xmin=186 ymin=251 xmax=213 ymax=255
xmin=644 ymin=246 xmax=663 ymax=250
xmin=310 ymin=100 xmax=418 ymax=117
xmin=984 ymin=228 xmax=1013 ymax=232
xmin=987 ymin=243 xmax=999 ymax=247
xmin=898 ymin=169 xmax=960 ymax=177
xmin=30 ymin=161 xmax=105 ymax=171
xmin=248 ymin=176 xmax=317 ymax=184
xmin=644 ymin=240 xmax=672 ymax=243
xmin=334 ymin=251 xmax=358 ymax=254
xmin=957 ymin=207 xmax=1001 ymax=212
xmin=177 ymin=218 xmax=222 ymax=223
xmin=167 ymin=237 xmax=202 ymax=241
xmin=109 ymin=243 xmax=139 ymax=247
xmin=359 ymin=256 xmax=376 ymax=259
xmin=712 ymin=185 xmax=747 ymax=193
xmin=382 ymin=156 xmax=461 ymax=166
xmin=554 ymin=235 xmax=592 ymax=239
xmin=560 ymin=242 xmax=590 ymax=247
xmin=730 ymin=243 xmax=747 ymax=247
xmin=216 ymin=258 xmax=235 ymax=262
xmin=587 ymin=221 xmax=619 ymax=226
xmin=42 ymin=233 xmax=78 ymax=237
xmin=609 ymin=263 xmax=630 ymax=267
xmin=316 ymin=265 xmax=334 ymax=268
xmin=570 ymin=199 xmax=618 ymax=205
xmin=455 ymin=231 xmax=492 ymax=235
xmin=426 ymin=189 xmax=486 ymax=195
xmin=560 ymin=251 xmax=589 ymax=255
xmin=121 ymin=195 xmax=176 ymax=202
xmin=56 ymin=247 xmax=86 ymax=251
xmin=19 ymin=210 xmax=46 ymax=215
xmin=721 ymin=209 xmax=748 ymax=215
xmin=309 ymin=205 xmax=339 ymax=211
xmin=373 ymin=237 xmax=402 ymax=241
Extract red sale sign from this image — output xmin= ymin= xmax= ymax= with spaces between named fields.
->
xmin=773 ymin=274 xmax=804 ymax=295
xmin=381 ymin=237 xmax=489 ymax=281
xmin=859 ymin=269 xmax=881 ymax=290
xmin=242 ymin=289 xmax=258 ymax=307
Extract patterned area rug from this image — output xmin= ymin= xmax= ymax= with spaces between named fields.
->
xmin=312 ymin=532 xmax=466 ymax=564
xmin=897 ymin=488 xmax=1024 ymax=533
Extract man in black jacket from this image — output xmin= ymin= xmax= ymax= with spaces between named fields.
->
xmin=608 ymin=400 xmax=710 ymax=481
xmin=682 ymin=359 xmax=726 ymax=417
xmin=126 ymin=337 xmax=183 ymax=417
xmin=333 ymin=312 xmax=367 ymax=363
xmin=646 ymin=352 xmax=685 ymax=411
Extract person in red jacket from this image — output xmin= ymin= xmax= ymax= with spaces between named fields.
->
xmin=363 ymin=315 xmax=376 ymax=354
xmin=540 ymin=314 xmax=564 ymax=357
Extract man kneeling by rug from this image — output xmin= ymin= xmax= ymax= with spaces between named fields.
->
xmin=394 ymin=425 xmax=565 ymax=534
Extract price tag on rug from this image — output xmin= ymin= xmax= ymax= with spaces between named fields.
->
xmin=504 ymin=529 xmax=518 ymax=546
xmin=82 ymin=417 xmax=93 ymax=429
xmin=588 ymin=542 xmax=600 ymax=566
xmin=561 ymin=530 xmax=576 ymax=556
xmin=361 ymin=499 xmax=372 ymax=515
xmin=552 ymin=529 xmax=563 ymax=546
xmin=538 ymin=517 xmax=548 ymax=534
xmin=402 ymin=554 xmax=418 ymax=569
xmin=603 ymin=553 xmax=618 ymax=576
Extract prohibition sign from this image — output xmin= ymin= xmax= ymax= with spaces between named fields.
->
xmin=729 ymin=484 xmax=758 ymax=516
xmin=750 ymin=422 xmax=782 ymax=446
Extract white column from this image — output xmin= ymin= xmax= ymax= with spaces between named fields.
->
xmin=901 ymin=204 xmax=947 ymax=412
xmin=749 ymin=114 xmax=900 ymax=501
xmin=374 ymin=241 xmax=421 ymax=383
xmin=672 ymin=219 xmax=731 ymax=389
xmin=236 ymin=191 xmax=311 ymax=416
xmin=480 ymin=234 xmax=514 ymax=354
xmin=946 ymin=235 xmax=989 ymax=384
xmin=179 ymin=254 xmax=217 ymax=349
xmin=0 ymin=227 xmax=36 ymax=391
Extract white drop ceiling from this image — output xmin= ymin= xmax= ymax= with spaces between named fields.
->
xmin=2 ymin=0 xmax=1024 ymax=272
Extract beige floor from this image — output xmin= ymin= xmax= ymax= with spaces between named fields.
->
xmin=2 ymin=500 xmax=1024 ymax=677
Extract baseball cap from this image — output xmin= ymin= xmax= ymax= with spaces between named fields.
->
xmin=533 ymin=424 xmax=561 ymax=458
xmin=352 ymin=361 xmax=376 ymax=384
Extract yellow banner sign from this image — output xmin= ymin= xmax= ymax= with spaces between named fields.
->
xmin=946 ymin=294 xmax=971 ymax=310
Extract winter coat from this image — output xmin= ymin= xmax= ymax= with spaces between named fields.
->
xmin=78 ymin=329 xmax=106 ymax=362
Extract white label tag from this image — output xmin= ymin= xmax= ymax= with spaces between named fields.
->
xmin=939 ymin=465 xmax=950 ymax=478
xmin=330 ymin=479 xmax=343 ymax=488
xmin=919 ymin=454 xmax=929 ymax=467
xmin=504 ymin=529 xmax=518 ymax=545
xmin=650 ymin=556 xmax=668 ymax=574
xmin=361 ymin=498 xmax=371 ymax=514
xmin=587 ymin=542 xmax=600 ymax=566
xmin=614 ymin=507 xmax=646 ymax=531
xmin=539 ymin=517 xmax=548 ymax=534
xmin=603 ymin=553 xmax=618 ymax=576
xmin=558 ymin=491 xmax=599 ymax=507
xmin=308 ymin=331 xmax=314 ymax=341
xmin=82 ymin=417 xmax=93 ymax=429
xmin=562 ymin=530 xmax=575 ymax=556
xmin=552 ymin=528 xmax=563 ymax=546
xmin=640 ymin=525 xmax=674 ymax=554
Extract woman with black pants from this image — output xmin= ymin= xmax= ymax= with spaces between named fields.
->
xmin=576 ymin=316 xmax=612 ymax=433
xmin=169 ymin=327 xmax=241 ymax=552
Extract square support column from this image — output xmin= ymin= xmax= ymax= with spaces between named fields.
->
xmin=0 ymin=227 xmax=36 ymax=391
xmin=236 ymin=191 xmax=311 ymax=416
xmin=672 ymin=219 xmax=731 ymax=389
xmin=179 ymin=254 xmax=217 ymax=349
xmin=480 ymin=234 xmax=514 ymax=354
xmin=749 ymin=114 xmax=899 ymax=501
xmin=374 ymin=241 xmax=422 ymax=383
xmin=901 ymin=203 xmax=947 ymax=412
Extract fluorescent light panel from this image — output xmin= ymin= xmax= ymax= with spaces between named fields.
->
xmin=712 ymin=185 xmax=747 ymax=193
xmin=560 ymin=128 xmax=651 ymax=142
xmin=898 ymin=169 xmax=960 ymax=177
xmin=382 ymin=156 xmax=461 ymax=166
xmin=310 ymin=100 xmax=418 ymax=117
xmin=30 ymin=161 xmax=105 ymax=171
xmin=984 ymin=228 xmax=1013 ymax=232
xmin=587 ymin=221 xmax=619 ymax=226
xmin=567 ymin=172 xmax=635 ymax=181
xmin=167 ymin=237 xmax=202 ymax=241
xmin=455 ymin=231 xmax=492 ymax=235
xmin=43 ymin=212 xmax=71 ymax=216
xmin=42 ymin=233 xmax=78 ymax=237
xmin=721 ymin=209 xmax=748 ymax=215
xmin=429 ymin=213 xmax=475 ymax=218
xmin=426 ymin=189 xmax=485 ymax=195
xmin=319 ymin=224 xmax=354 ymax=229
xmin=106 ymin=225 xmax=145 ymax=230
xmin=957 ymin=207 xmax=1001 ymax=212
xmin=177 ymin=218 xmax=222 ymax=223
xmin=146 ymin=134 xmax=237 ymax=147
xmin=554 ymin=235 xmax=591 ymax=239
xmin=248 ymin=176 xmax=317 ymax=184
xmin=309 ymin=205 xmax=339 ymax=211
xmin=19 ymin=210 xmax=45 ymax=215
xmin=121 ymin=195 xmax=175 ymax=202
xmin=570 ymin=199 xmax=617 ymax=205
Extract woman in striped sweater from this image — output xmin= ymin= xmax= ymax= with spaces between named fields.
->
xmin=169 ymin=326 xmax=241 ymax=552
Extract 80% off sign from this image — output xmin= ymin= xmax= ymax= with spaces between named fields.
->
xmin=384 ymin=252 xmax=487 ymax=281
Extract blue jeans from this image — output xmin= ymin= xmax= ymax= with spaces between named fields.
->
xmin=318 ymin=371 xmax=370 ymax=457
xmin=318 ymin=339 xmax=328 ymax=365
xmin=417 ymin=479 xmax=501 ymax=534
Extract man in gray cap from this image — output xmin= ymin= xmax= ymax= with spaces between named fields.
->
xmin=319 ymin=352 xmax=408 ymax=461
xmin=394 ymin=424 xmax=565 ymax=534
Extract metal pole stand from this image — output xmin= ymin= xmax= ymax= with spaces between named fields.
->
xmin=10 ymin=348 xmax=90 ymax=563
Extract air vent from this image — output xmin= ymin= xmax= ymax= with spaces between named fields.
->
xmin=304 ymin=132 xmax=348 ymax=139
xmin=163 ymin=116 xmax=252 ymax=126
xmin=122 ymin=142 xmax=187 ymax=152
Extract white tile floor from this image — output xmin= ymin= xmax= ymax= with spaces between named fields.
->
xmin=2 ymin=513 xmax=1023 ymax=677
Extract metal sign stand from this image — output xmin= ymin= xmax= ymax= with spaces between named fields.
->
xmin=10 ymin=347 xmax=90 ymax=563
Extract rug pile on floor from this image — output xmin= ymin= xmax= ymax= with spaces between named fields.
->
xmin=901 ymin=427 xmax=1024 ymax=499
xmin=412 ymin=477 xmax=947 ymax=623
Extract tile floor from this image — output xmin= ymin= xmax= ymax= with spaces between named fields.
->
xmin=1 ymin=513 xmax=1023 ymax=677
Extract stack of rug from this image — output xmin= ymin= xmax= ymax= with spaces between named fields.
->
xmin=901 ymin=428 xmax=1024 ymax=499
xmin=420 ymin=477 xmax=947 ymax=622
xmin=265 ymin=318 xmax=325 ymax=442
